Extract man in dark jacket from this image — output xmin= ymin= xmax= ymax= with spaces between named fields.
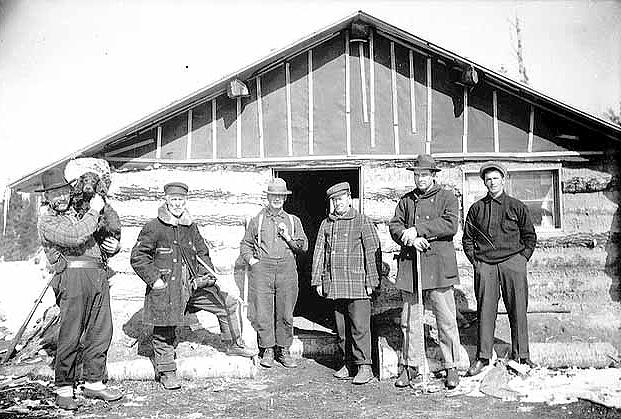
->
xmin=462 ymin=162 xmax=537 ymax=376
xmin=240 ymin=178 xmax=308 ymax=369
xmin=388 ymin=154 xmax=461 ymax=389
xmin=37 ymin=167 xmax=123 ymax=410
xmin=130 ymin=182 xmax=255 ymax=390
xmin=311 ymin=182 xmax=381 ymax=385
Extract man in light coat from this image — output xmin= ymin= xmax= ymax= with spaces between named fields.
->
xmin=388 ymin=154 xmax=461 ymax=389
xmin=311 ymin=182 xmax=381 ymax=385
xmin=131 ymin=182 xmax=255 ymax=390
xmin=240 ymin=178 xmax=308 ymax=368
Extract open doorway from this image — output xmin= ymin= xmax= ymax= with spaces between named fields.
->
xmin=274 ymin=167 xmax=361 ymax=329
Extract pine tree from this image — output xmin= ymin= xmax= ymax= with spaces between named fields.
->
xmin=0 ymin=193 xmax=40 ymax=261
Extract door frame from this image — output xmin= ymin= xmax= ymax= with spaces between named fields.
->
xmin=272 ymin=165 xmax=365 ymax=213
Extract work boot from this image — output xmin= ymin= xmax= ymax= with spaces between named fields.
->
xmin=466 ymin=358 xmax=489 ymax=377
xmin=333 ymin=365 xmax=353 ymax=380
xmin=55 ymin=395 xmax=78 ymax=411
xmin=395 ymin=366 xmax=417 ymax=388
xmin=352 ymin=365 xmax=374 ymax=385
xmin=82 ymin=387 xmax=123 ymax=401
xmin=445 ymin=367 xmax=459 ymax=389
xmin=275 ymin=347 xmax=297 ymax=368
xmin=159 ymin=371 xmax=181 ymax=390
xmin=518 ymin=358 xmax=536 ymax=369
xmin=260 ymin=347 xmax=274 ymax=368
xmin=226 ymin=339 xmax=258 ymax=358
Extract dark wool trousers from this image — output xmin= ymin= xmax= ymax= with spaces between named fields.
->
xmin=54 ymin=266 xmax=112 ymax=387
xmin=248 ymin=257 xmax=298 ymax=349
xmin=152 ymin=286 xmax=242 ymax=374
xmin=334 ymin=298 xmax=372 ymax=366
xmin=474 ymin=253 xmax=530 ymax=360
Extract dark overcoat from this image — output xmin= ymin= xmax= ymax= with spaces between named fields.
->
xmin=389 ymin=184 xmax=459 ymax=292
xmin=130 ymin=205 xmax=213 ymax=326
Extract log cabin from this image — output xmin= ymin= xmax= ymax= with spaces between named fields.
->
xmin=8 ymin=11 xmax=621 ymax=357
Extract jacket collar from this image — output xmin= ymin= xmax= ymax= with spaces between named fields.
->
xmin=328 ymin=207 xmax=356 ymax=221
xmin=158 ymin=204 xmax=192 ymax=226
xmin=411 ymin=183 xmax=441 ymax=200
xmin=483 ymin=191 xmax=506 ymax=204
xmin=263 ymin=206 xmax=285 ymax=218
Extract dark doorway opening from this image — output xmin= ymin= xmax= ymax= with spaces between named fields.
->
xmin=275 ymin=168 xmax=360 ymax=328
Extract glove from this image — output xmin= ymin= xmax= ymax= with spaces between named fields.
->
xmin=192 ymin=274 xmax=217 ymax=289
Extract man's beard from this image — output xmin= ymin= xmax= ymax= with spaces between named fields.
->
xmin=50 ymin=199 xmax=70 ymax=212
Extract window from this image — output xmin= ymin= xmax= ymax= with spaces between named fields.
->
xmin=463 ymin=167 xmax=562 ymax=230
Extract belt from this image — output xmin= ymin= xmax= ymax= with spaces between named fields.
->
xmin=66 ymin=260 xmax=104 ymax=269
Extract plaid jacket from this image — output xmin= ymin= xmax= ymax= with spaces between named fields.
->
xmin=38 ymin=207 xmax=102 ymax=264
xmin=311 ymin=207 xmax=381 ymax=299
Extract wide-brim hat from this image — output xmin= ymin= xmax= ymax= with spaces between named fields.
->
xmin=479 ymin=162 xmax=507 ymax=179
xmin=265 ymin=178 xmax=292 ymax=195
xmin=406 ymin=154 xmax=441 ymax=172
xmin=34 ymin=167 xmax=71 ymax=192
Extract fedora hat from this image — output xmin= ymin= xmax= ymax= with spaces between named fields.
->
xmin=34 ymin=167 xmax=71 ymax=192
xmin=265 ymin=178 xmax=292 ymax=195
xmin=406 ymin=154 xmax=441 ymax=172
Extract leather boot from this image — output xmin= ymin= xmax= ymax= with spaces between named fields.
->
xmin=395 ymin=366 xmax=417 ymax=388
xmin=260 ymin=347 xmax=274 ymax=368
xmin=352 ymin=365 xmax=374 ymax=385
xmin=226 ymin=339 xmax=258 ymax=358
xmin=55 ymin=395 xmax=78 ymax=411
xmin=275 ymin=347 xmax=297 ymax=368
xmin=333 ymin=365 xmax=353 ymax=380
xmin=445 ymin=367 xmax=459 ymax=389
xmin=159 ymin=371 xmax=181 ymax=390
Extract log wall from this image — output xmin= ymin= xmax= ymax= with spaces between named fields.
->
xmin=107 ymin=157 xmax=621 ymax=349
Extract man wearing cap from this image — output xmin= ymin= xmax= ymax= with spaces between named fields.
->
xmin=311 ymin=182 xmax=381 ymax=385
xmin=463 ymin=162 xmax=537 ymax=376
xmin=131 ymin=182 xmax=256 ymax=390
xmin=388 ymin=154 xmax=461 ymax=389
xmin=36 ymin=167 xmax=123 ymax=410
xmin=239 ymin=178 xmax=308 ymax=368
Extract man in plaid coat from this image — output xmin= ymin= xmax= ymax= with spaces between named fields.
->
xmin=311 ymin=182 xmax=381 ymax=385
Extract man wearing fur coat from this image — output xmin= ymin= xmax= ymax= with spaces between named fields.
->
xmin=131 ymin=182 xmax=255 ymax=390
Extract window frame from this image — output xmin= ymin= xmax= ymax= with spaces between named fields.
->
xmin=461 ymin=164 xmax=563 ymax=233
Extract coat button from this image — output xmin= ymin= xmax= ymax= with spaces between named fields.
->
xmin=426 ymin=216 xmax=429 ymax=219
xmin=171 ymin=277 xmax=175 ymax=281
xmin=173 ymin=240 xmax=178 ymax=244
xmin=173 ymin=258 xmax=177 ymax=263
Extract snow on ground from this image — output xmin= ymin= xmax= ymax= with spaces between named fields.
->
xmin=0 ymin=260 xmax=56 ymax=337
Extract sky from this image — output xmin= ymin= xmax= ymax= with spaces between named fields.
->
xmin=0 ymin=0 xmax=620 ymax=192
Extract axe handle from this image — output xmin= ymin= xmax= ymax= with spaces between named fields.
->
xmin=2 ymin=274 xmax=55 ymax=363
xmin=415 ymin=250 xmax=427 ymax=391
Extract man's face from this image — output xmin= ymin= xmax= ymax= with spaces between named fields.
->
xmin=166 ymin=194 xmax=187 ymax=217
xmin=484 ymin=170 xmax=505 ymax=196
xmin=267 ymin=193 xmax=286 ymax=211
xmin=45 ymin=186 xmax=72 ymax=213
xmin=332 ymin=192 xmax=352 ymax=215
xmin=412 ymin=169 xmax=435 ymax=191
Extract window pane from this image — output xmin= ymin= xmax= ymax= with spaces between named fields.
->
xmin=464 ymin=169 xmax=560 ymax=230
xmin=507 ymin=170 xmax=559 ymax=229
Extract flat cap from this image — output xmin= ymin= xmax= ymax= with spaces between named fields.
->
xmin=326 ymin=182 xmax=351 ymax=199
xmin=164 ymin=182 xmax=189 ymax=196
xmin=479 ymin=162 xmax=507 ymax=179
